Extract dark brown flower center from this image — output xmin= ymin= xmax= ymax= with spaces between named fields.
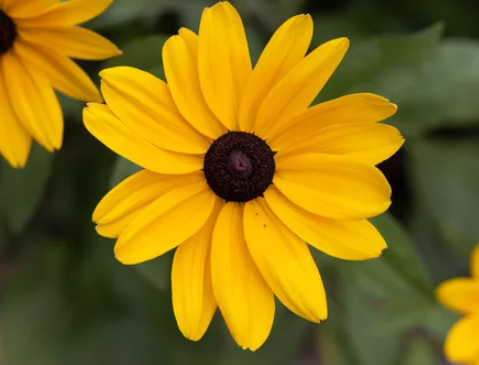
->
xmin=204 ymin=131 xmax=276 ymax=203
xmin=0 ymin=11 xmax=16 ymax=56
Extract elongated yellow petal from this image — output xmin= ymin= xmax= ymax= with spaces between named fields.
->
xmin=16 ymin=0 xmax=112 ymax=26
xmin=2 ymin=0 xmax=58 ymax=18
xmin=212 ymin=203 xmax=275 ymax=351
xmin=256 ymin=38 xmax=349 ymax=139
xmin=2 ymin=51 xmax=62 ymax=151
xmin=0 ymin=68 xmax=32 ymax=168
xmin=436 ymin=278 xmax=479 ymax=314
xmin=172 ymin=201 xmax=222 ymax=341
xmin=83 ymin=103 xmax=204 ymax=174
xmin=264 ymin=187 xmax=387 ymax=260
xmin=472 ymin=244 xmax=479 ymax=278
xmin=100 ymin=67 xmax=210 ymax=154
xmin=14 ymin=40 xmax=101 ymax=102
xmin=270 ymin=93 xmax=398 ymax=149
xmin=275 ymin=123 xmax=404 ymax=166
xmin=94 ymin=169 xmax=205 ymax=224
xmin=96 ymin=209 xmax=142 ymax=239
xmin=244 ymin=198 xmax=327 ymax=322
xmin=198 ymin=2 xmax=252 ymax=130
xmin=18 ymin=26 xmax=121 ymax=60
xmin=238 ymin=14 xmax=313 ymax=132
xmin=274 ymin=154 xmax=391 ymax=219
xmin=115 ymin=182 xmax=217 ymax=265
xmin=163 ymin=29 xmax=225 ymax=139
xmin=444 ymin=313 xmax=479 ymax=364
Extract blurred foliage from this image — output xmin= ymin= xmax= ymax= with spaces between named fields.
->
xmin=2 ymin=0 xmax=479 ymax=364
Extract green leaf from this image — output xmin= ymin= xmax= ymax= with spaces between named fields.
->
xmin=402 ymin=338 xmax=437 ymax=365
xmin=0 ymin=144 xmax=53 ymax=234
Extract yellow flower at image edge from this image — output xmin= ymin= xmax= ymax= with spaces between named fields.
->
xmin=0 ymin=0 xmax=120 ymax=168
xmin=437 ymin=244 xmax=479 ymax=365
xmin=84 ymin=1 xmax=404 ymax=350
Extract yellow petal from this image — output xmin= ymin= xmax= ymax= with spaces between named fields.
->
xmin=18 ymin=26 xmax=121 ymax=60
xmin=212 ymin=203 xmax=275 ymax=351
xmin=0 ymin=70 xmax=32 ymax=168
xmin=2 ymin=51 xmax=62 ymax=151
xmin=14 ymin=40 xmax=101 ymax=102
xmin=16 ymin=0 xmax=112 ymax=26
xmin=270 ymin=93 xmax=398 ymax=150
xmin=83 ymin=103 xmax=204 ymax=174
xmin=163 ymin=29 xmax=225 ymax=139
xmin=100 ymin=67 xmax=210 ymax=154
xmin=436 ymin=278 xmax=479 ymax=314
xmin=94 ymin=169 xmax=205 ymax=225
xmin=244 ymin=198 xmax=327 ymax=322
xmin=96 ymin=210 xmax=141 ymax=239
xmin=172 ymin=202 xmax=222 ymax=341
xmin=238 ymin=14 xmax=313 ymax=132
xmin=471 ymin=243 xmax=479 ymax=279
xmin=264 ymin=186 xmax=387 ymax=260
xmin=274 ymin=154 xmax=391 ymax=219
xmin=275 ymin=123 xmax=404 ymax=166
xmin=2 ymin=0 xmax=58 ymax=18
xmin=198 ymin=2 xmax=252 ymax=130
xmin=115 ymin=182 xmax=217 ymax=265
xmin=256 ymin=38 xmax=350 ymax=139
xmin=444 ymin=313 xmax=479 ymax=364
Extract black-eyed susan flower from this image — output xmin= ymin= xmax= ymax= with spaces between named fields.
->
xmin=84 ymin=1 xmax=404 ymax=350
xmin=437 ymin=244 xmax=479 ymax=365
xmin=0 ymin=0 xmax=120 ymax=168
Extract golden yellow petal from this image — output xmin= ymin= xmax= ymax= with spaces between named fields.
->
xmin=115 ymin=182 xmax=217 ymax=265
xmin=274 ymin=153 xmax=391 ymax=219
xmin=14 ymin=40 xmax=101 ymax=103
xmin=444 ymin=313 xmax=479 ymax=364
xmin=83 ymin=103 xmax=204 ymax=174
xmin=211 ymin=203 xmax=275 ymax=351
xmin=255 ymin=38 xmax=349 ymax=139
xmin=2 ymin=0 xmax=58 ymax=18
xmin=264 ymin=186 xmax=387 ymax=260
xmin=244 ymin=198 xmax=327 ymax=323
xmin=275 ymin=123 xmax=404 ymax=166
xmin=471 ymin=243 xmax=479 ymax=279
xmin=163 ymin=29 xmax=226 ymax=139
xmin=198 ymin=2 xmax=252 ymax=130
xmin=238 ymin=14 xmax=313 ymax=132
xmin=2 ymin=51 xmax=62 ymax=151
xmin=100 ymin=67 xmax=210 ymax=154
xmin=96 ymin=210 xmax=140 ymax=239
xmin=436 ymin=278 xmax=479 ymax=314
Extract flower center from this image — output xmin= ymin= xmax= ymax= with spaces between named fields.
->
xmin=0 ymin=11 xmax=16 ymax=56
xmin=204 ymin=131 xmax=276 ymax=203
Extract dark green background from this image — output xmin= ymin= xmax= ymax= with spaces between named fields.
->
xmin=2 ymin=0 xmax=479 ymax=364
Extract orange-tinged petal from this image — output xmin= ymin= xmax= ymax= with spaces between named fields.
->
xmin=212 ymin=203 xmax=274 ymax=351
xmin=264 ymin=186 xmax=387 ymax=260
xmin=2 ymin=0 xmax=58 ymax=18
xmin=83 ymin=103 xmax=204 ymax=174
xmin=275 ymin=123 xmax=404 ymax=166
xmin=100 ymin=67 xmax=210 ymax=154
xmin=444 ymin=313 xmax=479 ymax=364
xmin=198 ymin=2 xmax=252 ymax=130
xmin=172 ymin=201 xmax=222 ymax=341
xmin=436 ymin=278 xmax=479 ymax=314
xmin=256 ymin=38 xmax=350 ymax=139
xmin=115 ymin=182 xmax=217 ymax=265
xmin=274 ymin=154 xmax=391 ymax=219
xmin=238 ymin=14 xmax=313 ymax=132
xmin=163 ymin=29 xmax=225 ymax=139
xmin=244 ymin=198 xmax=327 ymax=322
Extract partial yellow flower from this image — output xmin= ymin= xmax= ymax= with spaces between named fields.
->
xmin=0 ymin=0 xmax=120 ymax=168
xmin=437 ymin=244 xmax=479 ymax=365
xmin=84 ymin=1 xmax=403 ymax=351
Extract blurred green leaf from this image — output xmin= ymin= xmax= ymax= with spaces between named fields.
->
xmin=0 ymin=144 xmax=53 ymax=234
xmin=402 ymin=338 xmax=437 ymax=365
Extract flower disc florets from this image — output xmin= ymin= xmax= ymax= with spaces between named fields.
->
xmin=204 ymin=131 xmax=276 ymax=203
xmin=0 ymin=11 xmax=16 ymax=55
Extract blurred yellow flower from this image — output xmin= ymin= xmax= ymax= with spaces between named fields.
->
xmin=84 ymin=1 xmax=403 ymax=350
xmin=437 ymin=244 xmax=479 ymax=365
xmin=0 ymin=0 xmax=120 ymax=168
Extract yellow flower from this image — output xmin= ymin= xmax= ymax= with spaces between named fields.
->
xmin=84 ymin=1 xmax=403 ymax=350
xmin=437 ymin=244 xmax=479 ymax=365
xmin=0 ymin=0 xmax=120 ymax=168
